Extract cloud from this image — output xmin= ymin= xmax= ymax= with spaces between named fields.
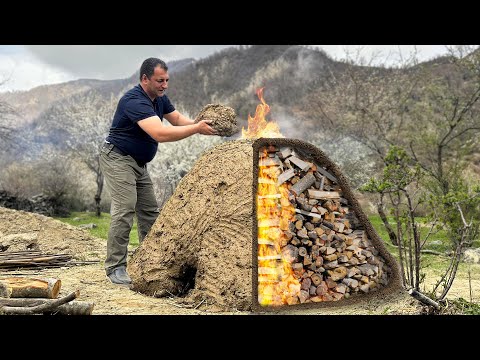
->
xmin=24 ymin=45 xmax=232 ymax=80
xmin=1 ymin=45 xmax=455 ymax=93
xmin=315 ymin=45 xmax=451 ymax=65
xmin=0 ymin=47 xmax=76 ymax=92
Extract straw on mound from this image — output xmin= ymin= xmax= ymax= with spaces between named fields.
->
xmin=194 ymin=104 xmax=238 ymax=137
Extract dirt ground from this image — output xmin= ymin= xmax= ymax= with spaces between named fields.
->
xmin=2 ymin=206 xmax=476 ymax=315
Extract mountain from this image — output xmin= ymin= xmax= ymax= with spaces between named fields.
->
xmin=0 ymin=58 xmax=196 ymax=126
xmin=3 ymin=45 xmax=479 ymax=154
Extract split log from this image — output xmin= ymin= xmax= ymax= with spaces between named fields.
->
xmin=315 ymin=167 xmax=338 ymax=183
xmin=0 ymin=298 xmax=94 ymax=315
xmin=277 ymin=168 xmax=295 ymax=185
xmin=259 ymin=157 xmax=282 ymax=167
xmin=288 ymin=156 xmax=311 ymax=172
xmin=290 ymin=173 xmax=315 ymax=196
xmin=0 ymin=277 xmax=61 ymax=298
xmin=294 ymin=208 xmax=322 ymax=219
xmin=0 ymin=290 xmax=79 ymax=315
xmin=307 ymin=190 xmax=341 ymax=200
xmin=279 ymin=147 xmax=293 ymax=159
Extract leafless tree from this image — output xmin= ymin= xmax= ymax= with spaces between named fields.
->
xmin=0 ymin=79 xmax=17 ymax=151
xmin=43 ymin=90 xmax=118 ymax=216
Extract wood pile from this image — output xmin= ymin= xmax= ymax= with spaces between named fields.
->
xmin=257 ymin=144 xmax=390 ymax=305
xmin=0 ymin=250 xmax=73 ymax=270
xmin=0 ymin=276 xmax=94 ymax=315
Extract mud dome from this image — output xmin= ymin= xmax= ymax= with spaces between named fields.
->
xmin=129 ymin=139 xmax=403 ymax=312
xmin=129 ymin=140 xmax=254 ymax=311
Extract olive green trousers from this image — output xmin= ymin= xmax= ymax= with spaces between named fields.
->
xmin=99 ymin=143 xmax=159 ymax=275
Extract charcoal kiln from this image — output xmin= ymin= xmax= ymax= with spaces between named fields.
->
xmin=128 ymin=138 xmax=402 ymax=312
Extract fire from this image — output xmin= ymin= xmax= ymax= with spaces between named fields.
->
xmin=249 ymin=88 xmax=301 ymax=306
xmin=241 ymin=87 xmax=284 ymax=139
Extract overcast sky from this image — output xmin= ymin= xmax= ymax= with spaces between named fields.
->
xmin=0 ymin=45 xmax=454 ymax=93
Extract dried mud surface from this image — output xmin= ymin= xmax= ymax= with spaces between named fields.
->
xmin=0 ymin=205 xmax=446 ymax=315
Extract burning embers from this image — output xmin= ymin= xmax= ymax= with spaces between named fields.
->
xmin=256 ymin=143 xmax=391 ymax=307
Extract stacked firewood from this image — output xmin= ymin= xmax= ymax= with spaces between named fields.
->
xmin=258 ymin=145 xmax=390 ymax=304
xmin=0 ymin=277 xmax=94 ymax=315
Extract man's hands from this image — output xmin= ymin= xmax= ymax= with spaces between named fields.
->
xmin=196 ymin=120 xmax=218 ymax=135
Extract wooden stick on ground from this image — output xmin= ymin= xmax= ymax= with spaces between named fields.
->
xmin=0 ymin=290 xmax=79 ymax=315
xmin=408 ymin=288 xmax=440 ymax=310
xmin=0 ymin=298 xmax=94 ymax=315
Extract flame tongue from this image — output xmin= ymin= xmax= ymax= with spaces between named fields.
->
xmin=242 ymin=88 xmax=284 ymax=139
xmin=257 ymin=146 xmax=300 ymax=306
xmin=243 ymin=87 xmax=300 ymax=305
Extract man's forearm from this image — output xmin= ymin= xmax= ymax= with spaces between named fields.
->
xmin=152 ymin=123 xmax=199 ymax=142
xmin=175 ymin=113 xmax=195 ymax=126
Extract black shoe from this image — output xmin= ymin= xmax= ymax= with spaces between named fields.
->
xmin=107 ymin=266 xmax=132 ymax=286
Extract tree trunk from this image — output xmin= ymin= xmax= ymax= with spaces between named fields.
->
xmin=377 ymin=193 xmax=398 ymax=245
xmin=0 ymin=277 xmax=61 ymax=298
xmin=95 ymin=170 xmax=104 ymax=217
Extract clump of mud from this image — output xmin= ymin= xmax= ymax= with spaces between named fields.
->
xmin=195 ymin=104 xmax=238 ymax=137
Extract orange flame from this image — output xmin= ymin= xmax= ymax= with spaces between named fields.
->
xmin=241 ymin=88 xmax=284 ymax=139
xmin=252 ymin=88 xmax=300 ymax=306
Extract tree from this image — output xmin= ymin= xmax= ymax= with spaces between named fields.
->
xmin=361 ymin=146 xmax=480 ymax=302
xmin=43 ymin=90 xmax=118 ymax=216
xmin=310 ymin=46 xmax=480 ymax=305
xmin=0 ymin=79 xmax=17 ymax=152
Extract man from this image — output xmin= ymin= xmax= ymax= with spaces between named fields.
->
xmin=100 ymin=57 xmax=217 ymax=286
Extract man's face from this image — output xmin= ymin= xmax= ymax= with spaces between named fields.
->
xmin=142 ymin=66 xmax=169 ymax=98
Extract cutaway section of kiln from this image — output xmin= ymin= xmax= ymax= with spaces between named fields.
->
xmin=253 ymin=138 xmax=400 ymax=310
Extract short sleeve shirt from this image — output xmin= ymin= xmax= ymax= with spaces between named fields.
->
xmin=106 ymin=84 xmax=175 ymax=164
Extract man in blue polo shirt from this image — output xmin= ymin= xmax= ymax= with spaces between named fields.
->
xmin=100 ymin=57 xmax=217 ymax=286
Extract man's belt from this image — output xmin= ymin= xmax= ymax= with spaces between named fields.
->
xmin=104 ymin=143 xmax=146 ymax=168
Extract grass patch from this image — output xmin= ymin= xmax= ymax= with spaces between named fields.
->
xmin=448 ymin=298 xmax=480 ymax=314
xmin=55 ymin=211 xmax=139 ymax=246
xmin=369 ymin=215 xmax=451 ymax=253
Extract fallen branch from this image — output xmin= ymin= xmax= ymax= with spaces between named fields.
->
xmin=0 ymin=298 xmax=94 ymax=315
xmin=0 ymin=290 xmax=79 ymax=315
xmin=408 ymin=288 xmax=440 ymax=310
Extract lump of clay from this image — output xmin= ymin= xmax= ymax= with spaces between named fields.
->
xmin=194 ymin=104 xmax=238 ymax=137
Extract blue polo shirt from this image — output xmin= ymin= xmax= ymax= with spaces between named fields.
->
xmin=106 ymin=84 xmax=175 ymax=164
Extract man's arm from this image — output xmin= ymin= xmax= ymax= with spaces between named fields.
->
xmin=163 ymin=110 xmax=195 ymax=126
xmin=137 ymin=115 xmax=216 ymax=143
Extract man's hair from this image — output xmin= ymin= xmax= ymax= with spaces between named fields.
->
xmin=140 ymin=58 xmax=168 ymax=81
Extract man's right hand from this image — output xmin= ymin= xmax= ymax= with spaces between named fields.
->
xmin=196 ymin=120 xmax=218 ymax=135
